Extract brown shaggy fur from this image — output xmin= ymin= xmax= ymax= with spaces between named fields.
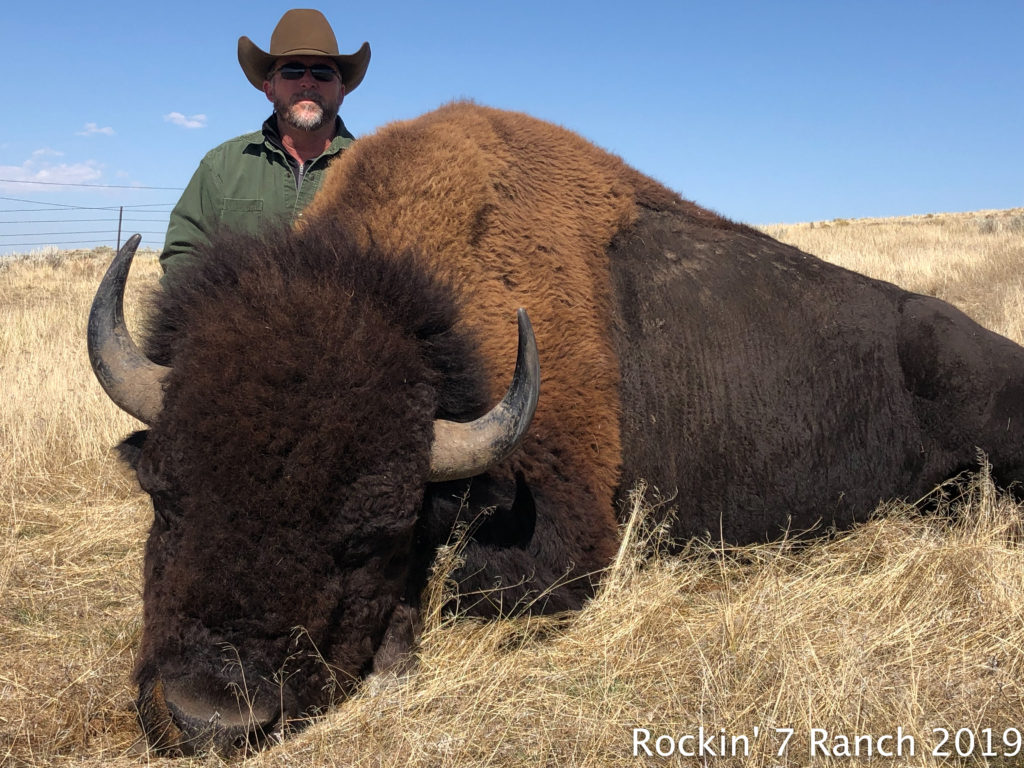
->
xmin=303 ymin=103 xmax=647 ymax=567
xmin=126 ymin=104 xmax=670 ymax=752
xmin=129 ymin=225 xmax=494 ymax=753
xmin=307 ymin=101 xmax=1024 ymax=544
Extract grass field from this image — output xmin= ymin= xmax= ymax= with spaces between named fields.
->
xmin=2 ymin=209 xmax=1024 ymax=766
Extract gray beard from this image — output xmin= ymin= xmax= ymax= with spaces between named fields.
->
xmin=276 ymin=92 xmax=338 ymax=131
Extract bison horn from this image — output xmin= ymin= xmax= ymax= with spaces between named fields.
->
xmin=87 ymin=234 xmax=169 ymax=424
xmin=428 ymin=309 xmax=540 ymax=481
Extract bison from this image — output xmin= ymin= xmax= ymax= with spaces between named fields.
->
xmin=89 ymin=102 xmax=1024 ymax=756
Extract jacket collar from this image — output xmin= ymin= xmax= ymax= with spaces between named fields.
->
xmin=257 ymin=114 xmax=354 ymax=159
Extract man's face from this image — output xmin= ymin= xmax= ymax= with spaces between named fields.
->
xmin=262 ymin=55 xmax=346 ymax=132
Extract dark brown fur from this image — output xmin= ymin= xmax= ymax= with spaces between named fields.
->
xmin=128 ymin=224 xmax=494 ymax=753
xmin=121 ymin=102 xmax=1024 ymax=755
xmin=608 ymin=204 xmax=1024 ymax=541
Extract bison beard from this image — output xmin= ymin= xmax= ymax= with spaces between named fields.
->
xmin=89 ymin=103 xmax=1024 ymax=756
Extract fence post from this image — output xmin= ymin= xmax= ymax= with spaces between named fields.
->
xmin=117 ymin=206 xmax=123 ymax=250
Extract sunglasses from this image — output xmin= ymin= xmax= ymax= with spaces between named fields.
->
xmin=273 ymin=62 xmax=342 ymax=82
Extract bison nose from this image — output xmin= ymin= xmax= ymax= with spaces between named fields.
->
xmin=160 ymin=677 xmax=284 ymax=756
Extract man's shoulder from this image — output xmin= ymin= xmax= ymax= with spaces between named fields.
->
xmin=199 ymin=129 xmax=268 ymax=165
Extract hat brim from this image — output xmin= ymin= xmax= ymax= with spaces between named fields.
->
xmin=237 ymin=37 xmax=371 ymax=93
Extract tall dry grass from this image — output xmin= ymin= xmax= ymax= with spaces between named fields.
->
xmin=2 ymin=210 xmax=1024 ymax=767
xmin=1 ymin=248 xmax=159 ymax=766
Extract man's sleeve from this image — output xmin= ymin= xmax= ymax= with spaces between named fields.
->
xmin=159 ymin=159 xmax=221 ymax=277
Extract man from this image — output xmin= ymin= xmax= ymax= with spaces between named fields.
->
xmin=159 ymin=9 xmax=370 ymax=277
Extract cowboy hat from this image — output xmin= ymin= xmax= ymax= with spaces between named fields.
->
xmin=237 ymin=9 xmax=370 ymax=92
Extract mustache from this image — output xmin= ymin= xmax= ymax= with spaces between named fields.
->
xmin=290 ymin=91 xmax=325 ymax=107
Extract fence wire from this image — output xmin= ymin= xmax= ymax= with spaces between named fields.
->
xmin=0 ymin=183 xmax=180 ymax=254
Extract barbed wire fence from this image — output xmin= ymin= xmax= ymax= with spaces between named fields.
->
xmin=0 ymin=178 xmax=183 ymax=256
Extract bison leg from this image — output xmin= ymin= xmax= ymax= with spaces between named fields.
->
xmin=898 ymin=294 xmax=1024 ymax=489
xmin=371 ymin=603 xmax=420 ymax=676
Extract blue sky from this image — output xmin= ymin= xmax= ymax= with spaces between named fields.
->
xmin=1 ymin=0 xmax=1021 ymax=254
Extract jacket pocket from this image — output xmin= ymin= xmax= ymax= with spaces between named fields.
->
xmin=219 ymin=198 xmax=263 ymax=234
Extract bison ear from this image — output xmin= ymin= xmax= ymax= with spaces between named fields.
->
xmin=115 ymin=430 xmax=149 ymax=470
xmin=423 ymin=471 xmax=537 ymax=549
xmin=470 ymin=472 xmax=537 ymax=548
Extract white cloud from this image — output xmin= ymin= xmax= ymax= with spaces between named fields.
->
xmin=164 ymin=112 xmax=207 ymax=129
xmin=0 ymin=153 xmax=103 ymax=191
xmin=76 ymin=122 xmax=115 ymax=137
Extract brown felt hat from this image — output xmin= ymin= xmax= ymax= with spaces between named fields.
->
xmin=238 ymin=9 xmax=370 ymax=92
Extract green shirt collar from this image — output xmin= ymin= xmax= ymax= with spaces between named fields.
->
xmin=258 ymin=114 xmax=354 ymax=157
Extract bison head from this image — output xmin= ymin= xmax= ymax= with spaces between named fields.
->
xmin=88 ymin=233 xmax=538 ymax=755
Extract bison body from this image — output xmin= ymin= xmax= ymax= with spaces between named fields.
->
xmin=89 ymin=102 xmax=1024 ymax=755
xmin=610 ymin=205 xmax=1024 ymax=540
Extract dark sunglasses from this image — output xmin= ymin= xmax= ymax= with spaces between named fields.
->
xmin=273 ymin=62 xmax=342 ymax=82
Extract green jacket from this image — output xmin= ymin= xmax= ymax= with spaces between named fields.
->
xmin=159 ymin=115 xmax=354 ymax=277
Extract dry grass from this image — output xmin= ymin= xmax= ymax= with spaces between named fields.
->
xmin=2 ymin=210 xmax=1024 ymax=767
xmin=1 ymin=249 xmax=158 ymax=766
xmin=761 ymin=208 xmax=1024 ymax=343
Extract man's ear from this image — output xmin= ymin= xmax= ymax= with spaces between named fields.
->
xmin=262 ymin=79 xmax=275 ymax=103
xmin=115 ymin=430 xmax=148 ymax=471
